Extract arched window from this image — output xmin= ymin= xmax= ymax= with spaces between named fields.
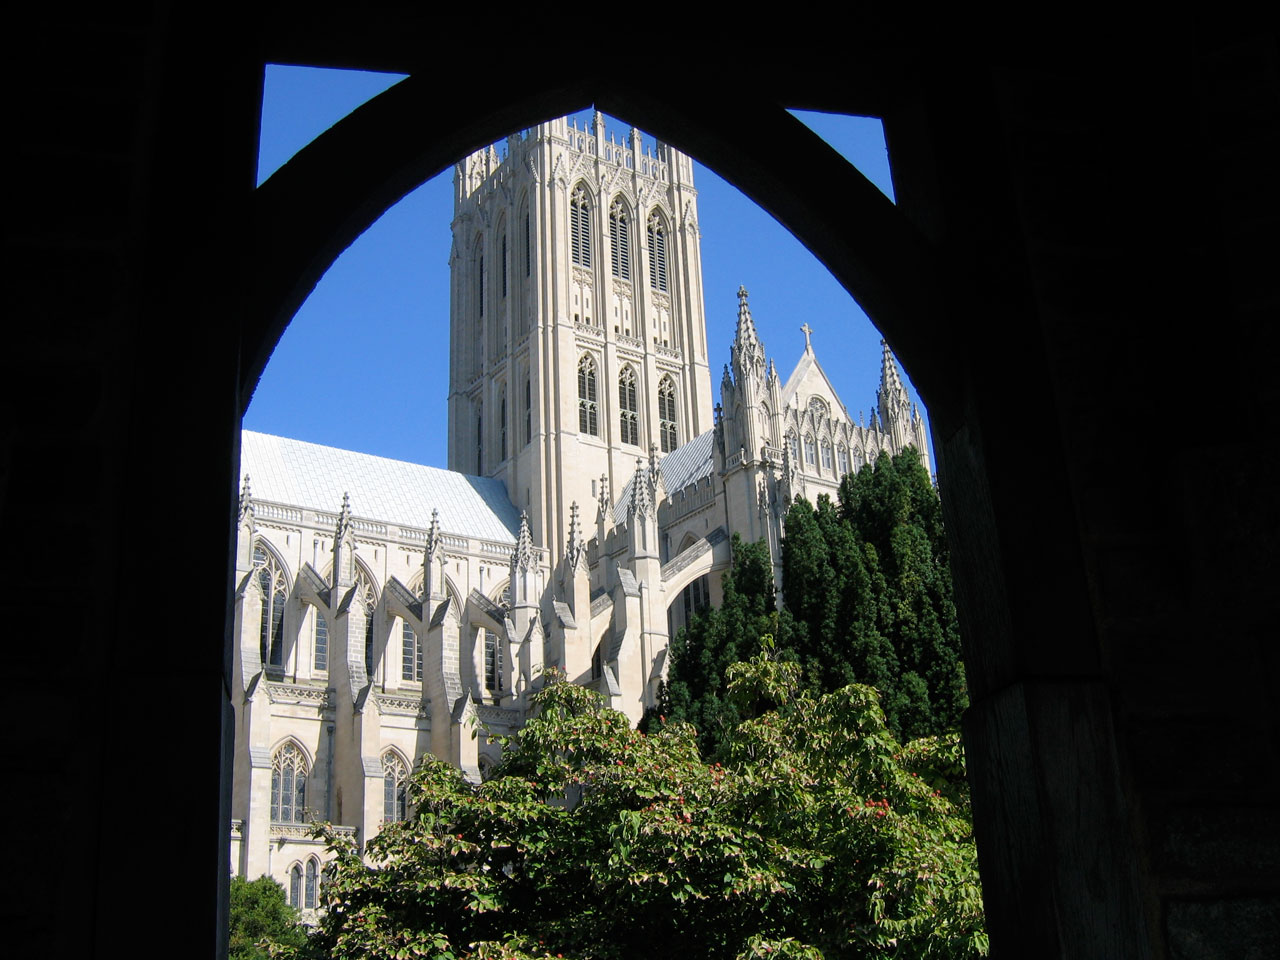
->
xmin=289 ymin=864 xmax=302 ymax=907
xmin=570 ymin=185 xmax=591 ymax=268
xmin=822 ymin=441 xmax=833 ymax=471
xmin=804 ymin=434 xmax=817 ymax=466
xmin=523 ymin=208 xmax=531 ymax=277
xmin=609 ymin=199 xmax=630 ymax=280
xmin=837 ymin=444 xmax=850 ymax=477
xmin=787 ymin=431 xmax=800 ymax=462
xmin=618 ymin=366 xmax=639 ymax=446
xmin=401 ymin=619 xmax=420 ymax=682
xmin=647 ymin=212 xmax=668 ymax=292
xmin=382 ymin=752 xmax=409 ymax=823
xmin=313 ymin=608 xmax=328 ymax=672
xmin=658 ymin=376 xmax=678 ymax=453
xmin=270 ymin=742 xmax=308 ymax=824
xmin=253 ymin=543 xmax=288 ymax=670
xmin=484 ymin=628 xmax=503 ymax=696
xmin=853 ymin=447 xmax=865 ymax=470
xmin=304 ymin=858 xmax=318 ymax=909
xmin=808 ymin=396 xmax=829 ymax=421
xmin=577 ymin=355 xmax=598 ymax=436
xmin=355 ymin=565 xmax=377 ymax=679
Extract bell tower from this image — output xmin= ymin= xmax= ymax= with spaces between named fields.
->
xmin=447 ymin=112 xmax=715 ymax=562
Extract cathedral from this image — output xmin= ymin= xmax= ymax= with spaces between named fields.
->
xmin=228 ymin=113 xmax=929 ymax=910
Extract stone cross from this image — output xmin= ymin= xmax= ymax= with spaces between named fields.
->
xmin=801 ymin=322 xmax=813 ymax=350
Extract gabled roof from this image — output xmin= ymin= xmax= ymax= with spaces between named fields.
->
xmin=780 ymin=341 xmax=851 ymax=420
xmin=240 ymin=431 xmax=519 ymax=543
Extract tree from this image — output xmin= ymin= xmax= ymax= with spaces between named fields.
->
xmin=276 ymin=661 xmax=985 ymax=960
xmin=229 ymin=874 xmax=308 ymax=960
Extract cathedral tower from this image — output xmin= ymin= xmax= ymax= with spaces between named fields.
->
xmin=447 ymin=112 xmax=715 ymax=561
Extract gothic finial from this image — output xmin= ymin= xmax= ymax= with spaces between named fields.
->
xmin=566 ymin=501 xmax=586 ymax=572
xmin=511 ymin=511 xmax=535 ymax=574
xmin=735 ymin=285 xmax=760 ymax=345
xmin=237 ymin=474 xmax=254 ymax=524
xmin=335 ymin=492 xmax=354 ymax=542
xmin=425 ymin=508 xmax=442 ymax=561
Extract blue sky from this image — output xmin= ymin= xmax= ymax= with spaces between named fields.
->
xmin=246 ymin=66 xmax=930 ymax=470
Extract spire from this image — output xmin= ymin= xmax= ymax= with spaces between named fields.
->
xmin=731 ymin=286 xmax=767 ymax=384
xmin=566 ymin=501 xmax=586 ymax=572
xmin=877 ymin=339 xmax=911 ymax=422
xmin=736 ymin=285 xmax=760 ymax=346
xmin=425 ymin=509 xmax=441 ymax=562
xmin=237 ymin=474 xmax=254 ymax=525
xmin=511 ymin=511 xmax=535 ymax=574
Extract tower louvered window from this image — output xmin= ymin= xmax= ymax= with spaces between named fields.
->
xmin=578 ymin=355 xmax=598 ymax=436
xmin=253 ymin=544 xmax=287 ymax=670
xmin=610 ymin=200 xmax=630 ymax=280
xmin=658 ymin=376 xmax=678 ymax=453
xmin=476 ymin=402 xmax=483 ymax=474
xmin=647 ymin=212 xmax=668 ymax=292
xmin=500 ymin=389 xmax=507 ymax=461
xmin=477 ymin=252 xmax=484 ymax=317
xmin=524 ymin=377 xmax=531 ymax=445
xmin=570 ymin=186 xmax=591 ymax=268
xmin=500 ymin=234 xmax=508 ymax=298
xmin=619 ymin=366 xmax=639 ymax=446
xmin=270 ymin=742 xmax=308 ymax=824
xmin=524 ymin=210 xmax=531 ymax=276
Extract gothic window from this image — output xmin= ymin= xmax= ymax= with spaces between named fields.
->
xmin=577 ymin=355 xmax=598 ymax=436
xmin=853 ymin=447 xmax=865 ymax=470
xmin=475 ymin=402 xmax=483 ymax=474
xmin=524 ymin=209 xmax=531 ymax=277
xmin=500 ymin=388 xmax=507 ymax=461
xmin=477 ymin=250 xmax=484 ymax=318
xmin=401 ymin=619 xmax=421 ymax=682
xmin=354 ymin=565 xmax=377 ymax=679
xmin=270 ymin=742 xmax=308 ymax=824
xmin=837 ymin=445 xmax=850 ymax=477
xmin=570 ymin=185 xmax=591 ymax=268
xmin=253 ymin=543 xmax=288 ymax=670
xmin=804 ymin=434 xmax=817 ymax=466
xmin=647 ymin=212 xmax=668 ymax=292
xmin=524 ymin=377 xmax=531 ymax=445
xmin=484 ymin=628 xmax=503 ymax=696
xmin=658 ymin=375 xmax=678 ymax=453
xmin=382 ymin=751 xmax=409 ymax=823
xmin=289 ymin=864 xmax=302 ymax=907
xmin=313 ymin=609 xmax=328 ymax=672
xmin=808 ymin=396 xmax=829 ymax=421
xmin=787 ymin=432 xmax=800 ymax=462
xmin=618 ymin=366 xmax=639 ymax=446
xmin=304 ymin=858 xmax=318 ymax=909
xmin=609 ymin=199 xmax=630 ymax=280
xmin=822 ymin=441 xmax=833 ymax=471
xmin=682 ymin=575 xmax=710 ymax=626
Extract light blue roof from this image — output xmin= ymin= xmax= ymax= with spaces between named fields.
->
xmin=240 ymin=431 xmax=519 ymax=543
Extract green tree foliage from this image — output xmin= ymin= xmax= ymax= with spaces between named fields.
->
xmin=229 ymin=874 xmax=308 ymax=960
xmin=655 ymin=535 xmax=781 ymax=757
xmin=668 ymin=446 xmax=964 ymax=744
xmin=276 ymin=661 xmax=985 ymax=960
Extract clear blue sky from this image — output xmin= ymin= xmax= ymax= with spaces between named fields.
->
xmin=246 ymin=66 xmax=931 ymax=470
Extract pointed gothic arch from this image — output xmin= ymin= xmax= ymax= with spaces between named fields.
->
xmin=658 ymin=374 xmax=678 ymax=452
xmin=646 ymin=209 xmax=669 ymax=292
xmin=269 ymin=739 xmax=310 ymax=825
xmin=352 ymin=557 xmax=379 ymax=679
xmin=380 ymin=748 xmax=410 ymax=823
